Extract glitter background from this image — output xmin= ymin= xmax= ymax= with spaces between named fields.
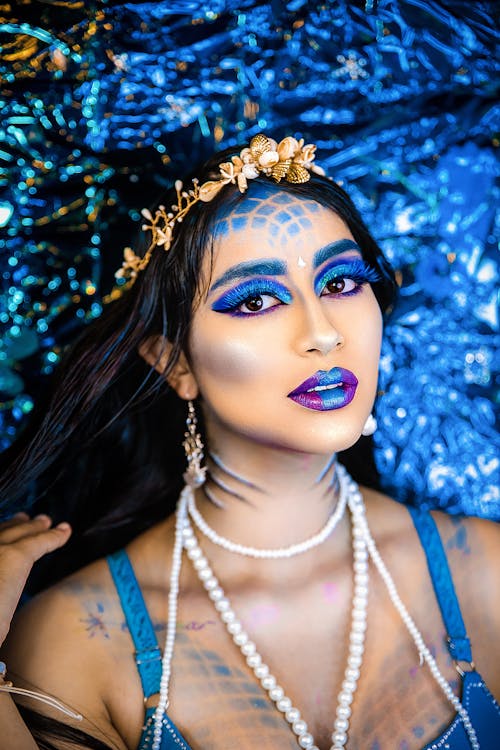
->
xmin=0 ymin=1 xmax=498 ymax=517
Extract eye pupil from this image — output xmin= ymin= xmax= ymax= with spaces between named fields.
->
xmin=245 ymin=296 xmax=263 ymax=311
xmin=327 ymin=278 xmax=345 ymax=293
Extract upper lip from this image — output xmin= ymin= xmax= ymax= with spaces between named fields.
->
xmin=288 ymin=367 xmax=358 ymax=396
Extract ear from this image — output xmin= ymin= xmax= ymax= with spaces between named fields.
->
xmin=138 ymin=335 xmax=199 ymax=401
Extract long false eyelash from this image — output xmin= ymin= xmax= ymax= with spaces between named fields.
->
xmin=212 ymin=259 xmax=381 ymax=315
xmin=211 ymin=278 xmax=292 ymax=314
xmin=316 ymin=258 xmax=381 ymax=296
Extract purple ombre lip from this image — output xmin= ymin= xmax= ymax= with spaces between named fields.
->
xmin=287 ymin=367 xmax=358 ymax=411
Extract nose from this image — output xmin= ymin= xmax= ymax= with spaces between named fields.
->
xmin=295 ymin=297 xmax=344 ymax=357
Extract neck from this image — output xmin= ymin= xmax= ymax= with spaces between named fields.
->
xmin=194 ymin=427 xmax=344 ymax=555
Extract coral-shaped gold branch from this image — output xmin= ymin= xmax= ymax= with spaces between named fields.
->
xmin=115 ymin=134 xmax=324 ymax=283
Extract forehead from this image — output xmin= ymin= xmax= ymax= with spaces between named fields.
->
xmin=212 ymin=182 xmax=351 ymax=258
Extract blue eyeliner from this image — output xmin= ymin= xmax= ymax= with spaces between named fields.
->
xmin=314 ymin=257 xmax=381 ymax=296
xmin=211 ymin=277 xmax=292 ymax=316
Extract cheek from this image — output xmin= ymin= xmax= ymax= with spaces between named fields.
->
xmin=189 ymin=322 xmax=265 ymax=386
xmin=340 ymin=293 xmax=382 ymax=389
xmin=364 ymin=313 xmax=382 ymax=359
xmin=357 ymin=293 xmax=382 ymax=352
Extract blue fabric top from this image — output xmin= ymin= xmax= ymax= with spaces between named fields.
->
xmin=107 ymin=508 xmax=500 ymax=749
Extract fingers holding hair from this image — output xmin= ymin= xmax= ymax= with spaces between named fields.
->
xmin=0 ymin=516 xmax=72 ymax=647
xmin=0 ymin=514 xmax=68 ymax=546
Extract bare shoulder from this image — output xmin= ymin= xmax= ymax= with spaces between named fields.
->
xmin=3 ymin=517 xmax=176 ymax=749
xmin=432 ymin=510 xmax=500 ymax=695
xmin=429 ymin=510 xmax=500 ymax=614
xmin=364 ymin=486 xmax=500 ymax=695
xmin=3 ymin=555 xmax=129 ymax=749
xmin=363 ymin=484 xmax=500 ymax=585
xmin=431 ymin=507 xmax=500 ymax=563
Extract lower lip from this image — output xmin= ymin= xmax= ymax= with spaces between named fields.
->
xmin=288 ymin=382 xmax=358 ymax=412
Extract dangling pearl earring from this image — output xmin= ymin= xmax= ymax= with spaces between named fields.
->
xmin=182 ymin=400 xmax=207 ymax=487
xmin=361 ymin=413 xmax=377 ymax=436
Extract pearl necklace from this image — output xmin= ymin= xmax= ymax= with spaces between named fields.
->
xmin=152 ymin=466 xmax=479 ymax=750
xmin=186 ymin=471 xmax=348 ymax=559
xmin=183 ymin=481 xmax=367 ymax=750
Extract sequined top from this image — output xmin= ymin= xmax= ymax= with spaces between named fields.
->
xmin=107 ymin=508 xmax=500 ymax=749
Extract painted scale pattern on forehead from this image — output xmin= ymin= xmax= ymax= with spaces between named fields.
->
xmin=215 ymin=182 xmax=322 ymax=248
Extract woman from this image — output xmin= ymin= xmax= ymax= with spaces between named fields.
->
xmin=0 ymin=135 xmax=498 ymax=750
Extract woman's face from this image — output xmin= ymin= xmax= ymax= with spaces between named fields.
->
xmin=187 ymin=183 xmax=383 ymax=456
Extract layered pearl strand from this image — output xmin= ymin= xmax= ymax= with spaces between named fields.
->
xmin=152 ymin=492 xmax=186 ymax=750
xmin=152 ymin=465 xmax=479 ymax=750
xmin=348 ymin=496 xmax=479 ymax=750
xmin=184 ymin=477 xmax=367 ymax=750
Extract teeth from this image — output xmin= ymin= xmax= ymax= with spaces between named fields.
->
xmin=308 ymin=383 xmax=341 ymax=392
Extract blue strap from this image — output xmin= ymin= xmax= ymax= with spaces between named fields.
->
xmin=107 ymin=549 xmax=162 ymax=698
xmin=408 ymin=507 xmax=473 ymax=663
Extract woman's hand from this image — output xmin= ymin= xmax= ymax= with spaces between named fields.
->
xmin=0 ymin=513 xmax=71 ymax=648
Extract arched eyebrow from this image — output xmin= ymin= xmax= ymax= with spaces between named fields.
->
xmin=209 ymin=259 xmax=287 ymax=293
xmin=209 ymin=239 xmax=362 ymax=294
xmin=312 ymin=239 xmax=361 ymax=269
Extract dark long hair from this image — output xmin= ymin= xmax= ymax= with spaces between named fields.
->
xmin=0 ymin=148 xmax=397 ymax=591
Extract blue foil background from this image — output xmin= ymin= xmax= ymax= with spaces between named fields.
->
xmin=0 ymin=1 xmax=498 ymax=517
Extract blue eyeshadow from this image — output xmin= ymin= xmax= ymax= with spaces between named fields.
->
xmin=211 ymin=277 xmax=292 ymax=315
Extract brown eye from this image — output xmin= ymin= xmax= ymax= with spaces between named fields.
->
xmin=244 ymin=296 xmax=264 ymax=312
xmin=236 ymin=293 xmax=283 ymax=315
xmin=321 ymin=277 xmax=357 ymax=296
xmin=326 ymin=278 xmax=346 ymax=293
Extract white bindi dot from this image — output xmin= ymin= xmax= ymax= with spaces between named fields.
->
xmin=297 ymin=255 xmax=307 ymax=268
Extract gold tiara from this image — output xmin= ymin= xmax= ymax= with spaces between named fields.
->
xmin=115 ymin=134 xmax=325 ymax=283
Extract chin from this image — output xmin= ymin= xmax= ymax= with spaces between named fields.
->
xmin=251 ymin=417 xmax=367 ymax=456
xmin=203 ymin=399 xmax=372 ymax=456
xmin=301 ymin=426 xmax=365 ymax=456
xmin=281 ymin=401 xmax=372 ymax=453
